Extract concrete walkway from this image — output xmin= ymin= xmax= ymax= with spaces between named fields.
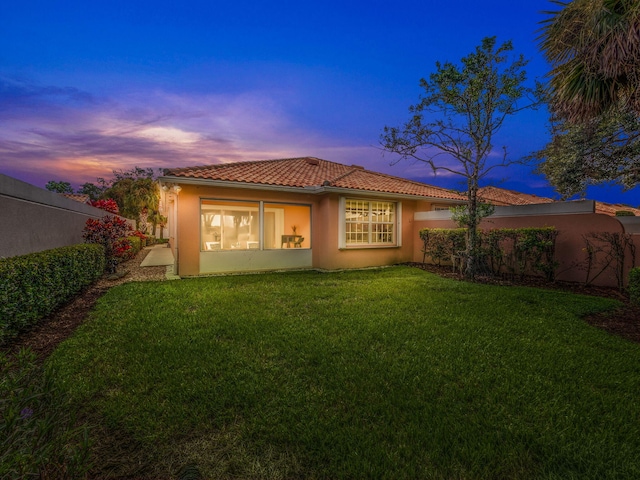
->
xmin=140 ymin=244 xmax=175 ymax=267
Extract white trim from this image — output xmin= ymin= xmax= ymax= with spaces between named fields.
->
xmin=340 ymin=196 xmax=400 ymax=248
xmin=338 ymin=196 xmax=346 ymax=249
xmin=397 ymin=202 xmax=403 ymax=247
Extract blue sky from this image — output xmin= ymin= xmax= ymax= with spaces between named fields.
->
xmin=1 ymin=0 xmax=637 ymax=206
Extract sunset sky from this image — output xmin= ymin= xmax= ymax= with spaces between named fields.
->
xmin=1 ymin=0 xmax=638 ymax=206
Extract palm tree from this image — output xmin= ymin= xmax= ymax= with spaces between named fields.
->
xmin=148 ymin=210 xmax=168 ymax=238
xmin=540 ymin=0 xmax=640 ymax=121
xmin=125 ymin=178 xmax=160 ymax=233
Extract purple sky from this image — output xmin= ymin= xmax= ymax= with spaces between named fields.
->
xmin=1 ymin=0 xmax=637 ymax=206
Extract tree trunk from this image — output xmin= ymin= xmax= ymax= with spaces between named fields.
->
xmin=464 ymin=175 xmax=480 ymax=279
xmin=138 ymin=209 xmax=148 ymax=234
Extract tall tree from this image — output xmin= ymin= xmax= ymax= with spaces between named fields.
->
xmin=123 ymin=177 xmax=160 ymax=234
xmin=539 ymin=0 xmax=640 ymax=122
xmin=536 ymin=108 xmax=640 ymax=198
xmin=537 ymin=0 xmax=640 ymax=196
xmin=101 ymin=167 xmax=161 ymax=233
xmin=381 ymin=37 xmax=540 ymax=277
xmin=45 ymin=180 xmax=73 ymax=194
xmin=77 ymin=182 xmax=105 ymax=202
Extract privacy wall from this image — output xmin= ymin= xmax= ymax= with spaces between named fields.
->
xmin=413 ymin=201 xmax=640 ymax=288
xmin=0 ymin=174 xmax=134 ymax=258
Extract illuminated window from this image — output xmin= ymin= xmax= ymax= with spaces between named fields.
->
xmin=201 ymin=200 xmax=259 ymax=250
xmin=344 ymin=199 xmax=397 ymax=246
xmin=200 ymin=200 xmax=311 ymax=251
xmin=264 ymin=203 xmax=311 ymax=249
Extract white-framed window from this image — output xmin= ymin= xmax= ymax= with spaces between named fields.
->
xmin=340 ymin=198 xmax=400 ymax=247
xmin=200 ymin=200 xmax=259 ymax=251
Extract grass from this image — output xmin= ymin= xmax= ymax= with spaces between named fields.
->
xmin=47 ymin=266 xmax=640 ymax=479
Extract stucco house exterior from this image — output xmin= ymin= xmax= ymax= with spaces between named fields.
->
xmin=159 ymin=157 xmax=466 ymax=276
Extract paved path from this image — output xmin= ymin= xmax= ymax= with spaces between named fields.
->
xmin=140 ymin=244 xmax=175 ymax=267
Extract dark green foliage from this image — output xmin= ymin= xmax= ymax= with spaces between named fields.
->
xmin=78 ymin=182 xmax=105 ymax=202
xmin=382 ymin=37 xmax=542 ymax=277
xmin=615 ymin=210 xmax=636 ymax=217
xmin=535 ymin=110 xmax=640 ymax=197
xmin=127 ymin=236 xmax=142 ymax=256
xmin=486 ymin=227 xmax=559 ymax=281
xmin=45 ymin=180 xmax=74 ymax=194
xmin=420 ymin=227 xmax=559 ymax=280
xmin=1 ymin=349 xmax=91 ymax=479
xmin=0 ymin=244 xmax=105 ymax=345
xmin=628 ymin=267 xmax=640 ymax=305
xmin=419 ymin=228 xmax=466 ymax=264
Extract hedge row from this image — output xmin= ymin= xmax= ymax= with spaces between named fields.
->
xmin=419 ymin=227 xmax=559 ymax=280
xmin=0 ymin=244 xmax=105 ymax=345
xmin=629 ymin=268 xmax=640 ymax=305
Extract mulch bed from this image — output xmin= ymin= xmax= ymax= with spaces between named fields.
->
xmin=3 ymin=260 xmax=639 ymax=363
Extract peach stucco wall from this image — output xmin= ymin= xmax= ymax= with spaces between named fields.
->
xmin=312 ymin=194 xmax=418 ymax=271
xmin=413 ymin=212 xmax=640 ymax=287
xmin=171 ymin=184 xmax=429 ymax=275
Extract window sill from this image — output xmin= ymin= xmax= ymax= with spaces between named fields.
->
xmin=339 ymin=245 xmax=399 ymax=250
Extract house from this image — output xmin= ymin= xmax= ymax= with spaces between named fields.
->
xmin=159 ymin=157 xmax=466 ymax=276
xmin=61 ymin=193 xmax=92 ymax=204
xmin=478 ymin=186 xmax=640 ymax=217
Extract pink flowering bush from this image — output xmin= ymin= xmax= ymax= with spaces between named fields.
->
xmin=91 ymin=198 xmax=119 ymax=214
xmin=83 ymin=215 xmax=133 ymax=273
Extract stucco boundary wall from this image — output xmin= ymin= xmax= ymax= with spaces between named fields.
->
xmin=413 ymin=200 xmax=640 ymax=288
xmin=1 ymin=174 xmax=135 ymax=258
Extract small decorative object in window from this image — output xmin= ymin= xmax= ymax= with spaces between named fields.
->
xmin=292 ymin=225 xmax=298 ymax=235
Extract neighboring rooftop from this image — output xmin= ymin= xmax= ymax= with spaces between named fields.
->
xmin=478 ymin=186 xmax=554 ymax=206
xmin=61 ymin=193 xmax=91 ymax=204
xmin=164 ymin=157 xmax=466 ymax=201
xmin=478 ymin=186 xmax=640 ymax=217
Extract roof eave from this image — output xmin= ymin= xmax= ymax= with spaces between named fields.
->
xmin=159 ymin=176 xmax=465 ymax=203
xmin=320 ymin=186 xmax=465 ymax=203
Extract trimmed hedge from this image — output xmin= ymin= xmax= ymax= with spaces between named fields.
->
xmin=0 ymin=244 xmax=105 ymax=345
xmin=419 ymin=228 xmax=466 ymax=265
xmin=629 ymin=267 xmax=640 ymax=305
xmin=419 ymin=227 xmax=559 ymax=280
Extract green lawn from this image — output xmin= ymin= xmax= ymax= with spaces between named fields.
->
xmin=48 ymin=266 xmax=640 ymax=479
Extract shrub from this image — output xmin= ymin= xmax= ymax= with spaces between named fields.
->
xmin=419 ymin=228 xmax=466 ymax=265
xmin=615 ymin=210 xmax=635 ymax=217
xmin=629 ymin=268 xmax=640 ymax=305
xmin=131 ymin=230 xmax=148 ymax=247
xmin=90 ymin=198 xmax=119 ymax=214
xmin=0 ymin=244 xmax=105 ymax=345
xmin=126 ymin=236 xmax=142 ymax=258
xmin=83 ymin=215 xmax=132 ymax=273
xmin=0 ymin=349 xmax=91 ymax=479
xmin=419 ymin=227 xmax=559 ymax=281
xmin=490 ymin=227 xmax=559 ymax=281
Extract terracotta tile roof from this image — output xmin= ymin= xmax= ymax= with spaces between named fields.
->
xmin=61 ymin=193 xmax=91 ymax=204
xmin=479 ymin=186 xmax=640 ymax=217
xmin=164 ymin=157 xmax=466 ymax=201
xmin=594 ymin=201 xmax=640 ymax=216
xmin=478 ymin=186 xmax=554 ymax=206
